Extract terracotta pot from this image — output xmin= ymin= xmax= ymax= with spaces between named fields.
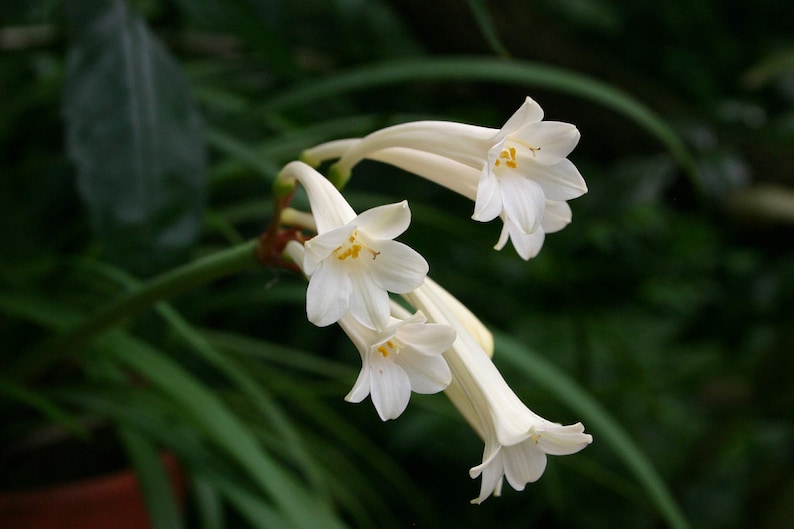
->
xmin=0 ymin=453 xmax=184 ymax=529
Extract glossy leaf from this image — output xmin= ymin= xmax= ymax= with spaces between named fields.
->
xmin=63 ymin=0 xmax=206 ymax=275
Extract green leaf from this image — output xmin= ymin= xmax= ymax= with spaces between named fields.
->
xmin=190 ymin=474 xmax=225 ymax=529
xmin=465 ymin=0 xmax=511 ymax=57
xmin=100 ymin=331 xmax=348 ymax=529
xmin=119 ymin=428 xmax=185 ymax=529
xmin=62 ymin=0 xmax=207 ymax=276
xmin=0 ymin=379 xmax=88 ymax=439
xmin=262 ymin=57 xmax=699 ymax=188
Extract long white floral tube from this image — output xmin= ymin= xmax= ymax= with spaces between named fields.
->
xmin=404 ymin=279 xmax=592 ymax=503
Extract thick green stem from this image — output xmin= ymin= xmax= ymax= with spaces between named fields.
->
xmin=17 ymin=240 xmax=260 ymax=380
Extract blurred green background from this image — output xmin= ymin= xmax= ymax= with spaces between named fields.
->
xmin=1 ymin=1 xmax=793 ymax=528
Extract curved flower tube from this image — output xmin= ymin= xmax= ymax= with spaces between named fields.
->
xmin=302 ymin=97 xmax=586 ymax=260
xmin=403 ymin=279 xmax=592 ymax=503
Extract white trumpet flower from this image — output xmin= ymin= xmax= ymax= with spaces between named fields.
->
xmin=403 ymin=280 xmax=592 ymax=503
xmin=339 ymin=310 xmax=454 ymax=421
xmin=304 ymin=97 xmax=585 ymax=260
xmin=368 ymin=148 xmax=573 ymax=260
xmin=277 ymin=161 xmax=428 ymax=330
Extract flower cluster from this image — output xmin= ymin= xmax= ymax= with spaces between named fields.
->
xmin=270 ymin=98 xmax=592 ymax=502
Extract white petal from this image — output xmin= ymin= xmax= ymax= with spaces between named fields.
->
xmin=530 ymin=158 xmax=588 ymax=201
xmin=303 ymin=224 xmax=356 ymax=275
xmin=500 ymin=176 xmax=546 ymax=235
xmin=344 ymin=366 xmax=371 ymax=403
xmin=540 ymin=200 xmax=572 ymax=233
xmin=397 ymin=350 xmax=451 ymax=394
xmin=469 ymin=447 xmax=505 ymax=504
xmin=348 ymin=269 xmax=392 ymax=330
xmin=503 ymin=442 xmax=548 ymax=489
xmin=499 ymin=219 xmax=546 ymax=260
xmin=354 ymin=201 xmax=411 ymax=240
xmin=396 ymin=322 xmax=456 ymax=356
xmin=494 ymin=223 xmax=510 ymax=251
xmin=536 ymin=423 xmax=593 ymax=455
xmin=306 ymin=261 xmax=351 ymax=327
xmin=369 ymin=353 xmax=412 ymax=420
xmin=282 ymin=161 xmax=356 ymax=232
xmin=499 ymin=96 xmax=544 ymax=137
xmin=472 ymin=165 xmax=503 ymax=222
xmin=512 ymin=121 xmax=580 ymax=166
xmin=368 ymin=240 xmax=428 ymax=293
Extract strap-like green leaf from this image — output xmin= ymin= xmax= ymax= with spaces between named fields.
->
xmin=262 ymin=57 xmax=699 ymax=187
xmin=119 ymin=428 xmax=185 ymax=529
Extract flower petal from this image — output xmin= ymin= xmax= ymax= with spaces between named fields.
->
xmin=397 ymin=321 xmax=457 ymax=356
xmin=306 ymin=260 xmax=352 ymax=327
xmin=368 ymin=239 xmax=429 ymax=293
xmin=498 ymin=96 xmax=544 ymax=137
xmin=512 ymin=121 xmax=580 ymax=166
xmin=348 ymin=268 xmax=392 ymax=330
xmin=397 ymin=350 xmax=451 ymax=394
xmin=541 ymin=200 xmax=572 ymax=233
xmin=344 ymin=366 xmax=371 ymax=403
xmin=535 ymin=422 xmax=593 ymax=455
xmin=282 ymin=161 xmax=356 ymax=232
xmin=499 ymin=218 xmax=546 ymax=260
xmin=354 ymin=200 xmax=411 ymax=240
xmin=369 ymin=353 xmax=412 ymax=420
xmin=530 ymin=158 xmax=588 ymax=201
xmin=469 ymin=447 xmax=505 ymax=504
xmin=500 ymin=175 xmax=546 ymax=235
xmin=303 ymin=224 xmax=356 ymax=275
xmin=503 ymin=442 xmax=548 ymax=489
xmin=494 ymin=223 xmax=510 ymax=251
xmin=472 ymin=165 xmax=503 ymax=222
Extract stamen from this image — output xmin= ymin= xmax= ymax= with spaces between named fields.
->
xmin=494 ymin=144 xmax=541 ymax=169
xmin=376 ymin=339 xmax=402 ymax=358
xmin=334 ymin=230 xmax=380 ymax=261
xmin=495 ymin=147 xmax=518 ymax=169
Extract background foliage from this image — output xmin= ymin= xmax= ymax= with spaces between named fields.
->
xmin=2 ymin=1 xmax=793 ymax=528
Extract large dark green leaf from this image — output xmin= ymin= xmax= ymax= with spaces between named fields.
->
xmin=63 ymin=0 xmax=206 ymax=276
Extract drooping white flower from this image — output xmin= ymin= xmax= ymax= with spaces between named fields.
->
xmin=303 ymin=97 xmax=585 ymax=260
xmin=277 ymin=161 xmax=428 ymax=330
xmin=339 ymin=309 xmax=455 ymax=421
xmin=403 ymin=279 xmax=592 ymax=503
xmin=470 ymin=420 xmax=592 ymax=503
xmin=314 ymin=146 xmax=572 ymax=260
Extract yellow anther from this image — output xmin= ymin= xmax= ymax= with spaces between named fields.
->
xmin=334 ymin=230 xmax=380 ymax=261
xmin=496 ymin=147 xmax=518 ymax=169
xmin=530 ymin=432 xmax=541 ymax=445
xmin=376 ymin=339 xmax=402 ymax=358
xmin=494 ymin=144 xmax=541 ymax=169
